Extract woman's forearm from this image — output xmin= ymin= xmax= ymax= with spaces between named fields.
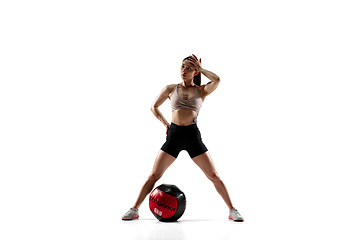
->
xmin=151 ymin=107 xmax=170 ymax=127
xmin=199 ymin=68 xmax=220 ymax=82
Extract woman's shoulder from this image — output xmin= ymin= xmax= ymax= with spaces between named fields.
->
xmin=160 ymin=84 xmax=177 ymax=98
xmin=165 ymin=84 xmax=178 ymax=92
xmin=198 ymin=84 xmax=206 ymax=93
xmin=166 ymin=84 xmax=177 ymax=89
xmin=198 ymin=84 xmax=208 ymax=100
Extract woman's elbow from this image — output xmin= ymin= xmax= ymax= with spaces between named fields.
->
xmin=150 ymin=105 xmax=157 ymax=113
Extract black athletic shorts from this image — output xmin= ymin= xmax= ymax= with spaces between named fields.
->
xmin=161 ymin=123 xmax=208 ymax=158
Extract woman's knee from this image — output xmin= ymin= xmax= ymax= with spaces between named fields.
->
xmin=147 ymin=172 xmax=162 ymax=182
xmin=207 ymin=172 xmax=221 ymax=182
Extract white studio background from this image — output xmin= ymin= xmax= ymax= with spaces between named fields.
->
xmin=1 ymin=0 xmax=359 ymax=239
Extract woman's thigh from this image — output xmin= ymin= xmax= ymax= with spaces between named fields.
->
xmin=150 ymin=150 xmax=177 ymax=179
xmin=191 ymin=151 xmax=219 ymax=180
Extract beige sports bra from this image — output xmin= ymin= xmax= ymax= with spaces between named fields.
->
xmin=170 ymin=84 xmax=203 ymax=114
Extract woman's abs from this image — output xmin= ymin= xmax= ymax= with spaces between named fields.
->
xmin=171 ymin=109 xmax=197 ymax=126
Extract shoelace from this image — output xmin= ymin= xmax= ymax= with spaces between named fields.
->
xmin=232 ymin=208 xmax=240 ymax=215
xmin=126 ymin=208 xmax=136 ymax=215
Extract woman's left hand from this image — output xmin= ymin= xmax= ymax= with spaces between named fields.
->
xmin=188 ymin=54 xmax=202 ymax=72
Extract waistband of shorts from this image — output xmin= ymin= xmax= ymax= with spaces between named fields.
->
xmin=170 ymin=122 xmax=198 ymax=128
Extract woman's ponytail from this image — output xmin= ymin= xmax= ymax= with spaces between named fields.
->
xmin=193 ymin=70 xmax=201 ymax=86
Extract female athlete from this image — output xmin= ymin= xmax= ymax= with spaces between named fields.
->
xmin=122 ymin=55 xmax=244 ymax=222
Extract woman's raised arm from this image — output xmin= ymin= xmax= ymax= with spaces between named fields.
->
xmin=188 ymin=54 xmax=220 ymax=98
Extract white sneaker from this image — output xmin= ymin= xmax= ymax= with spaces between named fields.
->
xmin=122 ymin=207 xmax=139 ymax=220
xmin=229 ymin=208 xmax=244 ymax=222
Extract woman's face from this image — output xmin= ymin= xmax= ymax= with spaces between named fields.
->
xmin=180 ymin=60 xmax=197 ymax=81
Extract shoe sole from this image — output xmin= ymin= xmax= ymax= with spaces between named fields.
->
xmin=229 ymin=216 xmax=244 ymax=222
xmin=122 ymin=214 xmax=139 ymax=220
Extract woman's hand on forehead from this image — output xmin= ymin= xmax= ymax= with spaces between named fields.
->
xmin=188 ymin=54 xmax=202 ymax=70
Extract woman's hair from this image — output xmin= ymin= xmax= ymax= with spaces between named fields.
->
xmin=183 ymin=56 xmax=201 ymax=86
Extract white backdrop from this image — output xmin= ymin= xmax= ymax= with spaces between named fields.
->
xmin=1 ymin=0 xmax=359 ymax=239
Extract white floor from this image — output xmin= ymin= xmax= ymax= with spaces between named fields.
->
xmin=119 ymin=203 xmax=359 ymax=240
xmin=122 ymin=218 xmax=246 ymax=240
xmin=2 ymin=146 xmax=360 ymax=240
xmin=122 ymin=219 xmax=311 ymax=240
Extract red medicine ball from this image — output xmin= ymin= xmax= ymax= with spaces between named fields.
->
xmin=149 ymin=184 xmax=186 ymax=222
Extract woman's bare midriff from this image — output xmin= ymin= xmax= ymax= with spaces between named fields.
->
xmin=171 ymin=109 xmax=197 ymax=126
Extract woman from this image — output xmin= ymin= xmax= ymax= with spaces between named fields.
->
xmin=122 ymin=55 xmax=244 ymax=222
